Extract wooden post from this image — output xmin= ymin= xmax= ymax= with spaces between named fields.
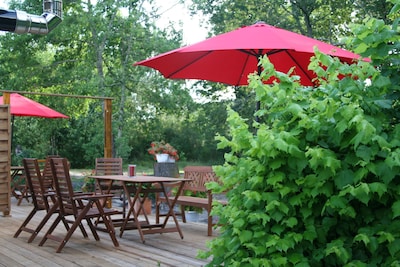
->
xmin=3 ymin=92 xmax=10 ymax=105
xmin=0 ymin=105 xmax=11 ymax=216
xmin=104 ymin=99 xmax=112 ymax=158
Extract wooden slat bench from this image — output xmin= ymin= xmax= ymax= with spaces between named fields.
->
xmin=155 ymin=166 xmax=227 ymax=236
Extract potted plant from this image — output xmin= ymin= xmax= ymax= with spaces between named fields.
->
xmin=81 ymin=170 xmax=96 ymax=192
xmin=148 ymin=141 xmax=179 ymax=162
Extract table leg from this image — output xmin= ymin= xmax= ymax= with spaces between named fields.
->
xmin=119 ymin=180 xmax=186 ymax=243
xmin=120 ymin=183 xmax=145 ymax=241
xmin=159 ymin=181 xmax=185 ymax=239
xmin=11 ymin=169 xmax=30 ymax=205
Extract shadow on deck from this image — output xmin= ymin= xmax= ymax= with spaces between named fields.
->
xmin=0 ymin=197 xmax=216 ymax=266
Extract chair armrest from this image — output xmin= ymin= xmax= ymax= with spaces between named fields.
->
xmin=43 ymin=191 xmax=57 ymax=197
xmin=153 ymin=181 xmax=182 ymax=189
xmin=154 ymin=181 xmax=182 ymax=200
xmin=73 ymin=193 xmax=114 ymax=201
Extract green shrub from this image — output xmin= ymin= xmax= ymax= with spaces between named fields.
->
xmin=200 ymin=3 xmax=400 ymax=266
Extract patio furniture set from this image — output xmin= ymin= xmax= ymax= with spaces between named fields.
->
xmin=12 ymin=156 xmax=223 ymax=252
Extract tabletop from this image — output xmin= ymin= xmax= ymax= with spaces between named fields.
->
xmin=89 ymin=175 xmax=187 ymax=183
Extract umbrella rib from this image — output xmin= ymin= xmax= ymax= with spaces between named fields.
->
xmin=284 ymin=50 xmax=315 ymax=85
xmin=239 ymin=48 xmax=285 ymax=57
xmin=166 ymin=51 xmax=214 ymax=78
xmin=236 ymin=54 xmax=251 ymax=86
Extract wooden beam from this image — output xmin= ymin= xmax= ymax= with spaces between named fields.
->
xmin=0 ymin=90 xmax=113 ymax=101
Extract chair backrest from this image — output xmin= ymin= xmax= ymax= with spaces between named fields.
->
xmin=23 ymin=158 xmax=50 ymax=210
xmin=95 ymin=158 xmax=123 ymax=193
xmin=41 ymin=155 xmax=61 ymax=190
xmin=50 ymin=158 xmax=77 ymax=215
xmin=95 ymin=158 xmax=123 ymax=175
xmin=183 ymin=166 xmax=218 ymax=193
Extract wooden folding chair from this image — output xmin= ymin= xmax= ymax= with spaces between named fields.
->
xmin=14 ymin=158 xmax=62 ymax=243
xmin=94 ymin=158 xmax=126 ymax=225
xmin=40 ymin=155 xmax=61 ymax=191
xmin=39 ymin=158 xmax=119 ymax=253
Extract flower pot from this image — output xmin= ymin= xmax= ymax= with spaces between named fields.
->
xmin=134 ymin=199 xmax=152 ymax=215
xmin=167 ymin=156 xmax=176 ymax=162
xmin=156 ymin=153 xmax=169 ymax=162
xmin=185 ymin=210 xmax=199 ymax=222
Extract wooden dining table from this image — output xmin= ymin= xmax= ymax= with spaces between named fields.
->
xmin=89 ymin=175 xmax=189 ymax=243
xmin=10 ymin=166 xmax=30 ymax=205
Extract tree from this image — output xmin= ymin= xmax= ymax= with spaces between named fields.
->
xmin=200 ymin=0 xmax=400 ymax=265
xmin=0 ymin=0 xmax=203 ymax=166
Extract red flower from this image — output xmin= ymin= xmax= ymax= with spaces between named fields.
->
xmin=148 ymin=141 xmax=179 ymax=160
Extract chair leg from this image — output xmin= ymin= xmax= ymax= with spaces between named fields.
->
xmin=207 ymin=210 xmax=213 ymax=236
xmin=39 ymin=215 xmax=63 ymax=247
xmin=14 ymin=208 xmax=37 ymax=238
xmin=155 ymin=201 xmax=160 ymax=224
xmin=181 ymin=205 xmax=186 ymax=223
xmin=54 ymin=205 xmax=93 ymax=253
xmin=122 ymin=192 xmax=126 ymax=218
xmin=96 ymin=204 xmax=119 ymax=247
xmin=85 ymin=218 xmax=100 ymax=241
xmin=17 ymin=184 xmax=30 ymax=206
xmin=27 ymin=203 xmax=59 ymax=243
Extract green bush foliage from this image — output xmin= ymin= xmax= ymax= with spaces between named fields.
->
xmin=200 ymin=2 xmax=400 ymax=266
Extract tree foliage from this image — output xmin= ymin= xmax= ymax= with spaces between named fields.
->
xmin=0 ymin=0 xmax=229 ymax=167
xmin=200 ymin=0 xmax=400 ymax=265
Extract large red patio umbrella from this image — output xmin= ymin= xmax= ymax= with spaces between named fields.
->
xmin=135 ymin=21 xmax=366 ymax=87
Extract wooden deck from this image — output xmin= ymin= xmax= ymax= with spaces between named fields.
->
xmin=0 ymin=198 xmax=214 ymax=266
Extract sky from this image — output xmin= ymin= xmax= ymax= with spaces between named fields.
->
xmin=152 ymin=0 xmax=208 ymax=44
xmin=0 ymin=0 xmax=208 ymax=44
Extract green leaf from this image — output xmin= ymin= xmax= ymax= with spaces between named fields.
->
xmin=275 ymin=138 xmax=289 ymax=152
xmin=271 ymin=257 xmax=288 ymax=266
xmin=335 ymin=170 xmax=355 ymax=189
xmin=392 ymin=201 xmax=400 ymax=219
xmin=267 ymin=172 xmax=285 ymax=186
xmin=369 ymin=182 xmax=387 ymax=198
xmin=265 ymin=235 xmax=279 ymax=248
xmin=284 ymin=217 xmax=298 ymax=228
xmin=353 ymin=183 xmax=371 ymax=205
xmin=239 ymin=230 xmax=253 ymax=243
xmin=388 ymin=239 xmax=400 ymax=257
xmin=354 ymin=233 xmax=370 ymax=246
xmin=325 ymin=239 xmax=350 ymax=263
xmin=377 ymin=231 xmax=394 ymax=243
xmin=233 ymin=218 xmax=246 ymax=228
xmin=304 ymin=225 xmax=318 ymax=241
xmin=355 ymin=145 xmax=373 ymax=162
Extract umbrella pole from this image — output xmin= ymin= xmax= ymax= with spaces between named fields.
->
xmin=11 ymin=115 xmax=14 ymax=153
xmin=255 ymin=102 xmax=260 ymax=122
xmin=255 ymin=65 xmax=262 ymax=122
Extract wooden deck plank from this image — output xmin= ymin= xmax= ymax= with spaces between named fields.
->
xmin=0 ymin=198 xmax=214 ymax=266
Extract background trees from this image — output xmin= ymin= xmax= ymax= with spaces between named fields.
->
xmin=1 ymin=0 xmax=228 ymax=167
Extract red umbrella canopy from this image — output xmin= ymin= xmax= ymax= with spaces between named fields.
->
xmin=0 ymin=93 xmax=68 ymax=118
xmin=135 ymin=22 xmax=367 ymax=86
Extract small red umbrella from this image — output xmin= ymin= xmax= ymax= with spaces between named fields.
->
xmin=135 ymin=22 xmax=367 ymax=87
xmin=0 ymin=93 xmax=68 ymax=118
xmin=0 ymin=93 xmax=68 ymax=152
